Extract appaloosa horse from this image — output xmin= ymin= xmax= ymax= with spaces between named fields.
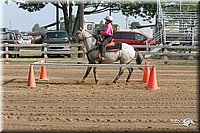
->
xmin=72 ymin=28 xmax=143 ymax=84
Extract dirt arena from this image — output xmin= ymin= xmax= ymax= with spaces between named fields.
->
xmin=2 ymin=59 xmax=199 ymax=132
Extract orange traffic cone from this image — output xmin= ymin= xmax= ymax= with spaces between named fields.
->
xmin=148 ymin=66 xmax=159 ymax=90
xmin=39 ymin=66 xmax=49 ymax=80
xmin=27 ymin=65 xmax=36 ymax=88
xmin=143 ymin=61 xmax=150 ymax=84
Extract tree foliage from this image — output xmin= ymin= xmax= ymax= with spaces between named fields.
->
xmin=32 ymin=23 xmax=40 ymax=32
xmin=130 ymin=22 xmax=141 ymax=29
xmin=7 ymin=0 xmax=159 ymax=35
xmin=120 ymin=2 xmax=157 ymax=23
xmin=16 ymin=2 xmax=47 ymax=12
xmin=163 ymin=2 xmax=198 ymax=12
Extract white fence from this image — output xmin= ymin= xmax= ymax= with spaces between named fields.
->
xmin=0 ymin=43 xmax=198 ymax=61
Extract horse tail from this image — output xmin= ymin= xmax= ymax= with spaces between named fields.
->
xmin=134 ymin=48 xmax=143 ymax=65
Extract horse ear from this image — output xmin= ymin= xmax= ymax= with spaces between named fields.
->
xmin=79 ymin=27 xmax=83 ymax=31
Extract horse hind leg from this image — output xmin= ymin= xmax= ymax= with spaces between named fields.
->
xmin=82 ymin=67 xmax=92 ymax=83
xmin=113 ymin=67 xmax=124 ymax=84
xmin=126 ymin=67 xmax=133 ymax=84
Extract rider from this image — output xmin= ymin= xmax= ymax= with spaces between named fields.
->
xmin=100 ymin=16 xmax=113 ymax=60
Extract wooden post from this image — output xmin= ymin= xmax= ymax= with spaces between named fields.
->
xmin=5 ymin=44 xmax=9 ymax=59
xmin=146 ymin=40 xmax=149 ymax=51
xmin=78 ymin=46 xmax=84 ymax=58
xmin=162 ymin=48 xmax=168 ymax=60
xmin=43 ymin=43 xmax=48 ymax=59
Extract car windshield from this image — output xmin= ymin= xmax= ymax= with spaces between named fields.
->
xmin=113 ymin=32 xmax=135 ymax=40
xmin=46 ymin=32 xmax=67 ymax=38
xmin=135 ymin=34 xmax=146 ymax=40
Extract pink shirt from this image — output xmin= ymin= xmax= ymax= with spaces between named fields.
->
xmin=101 ymin=23 xmax=113 ymax=36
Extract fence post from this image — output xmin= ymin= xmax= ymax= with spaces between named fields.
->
xmin=78 ymin=46 xmax=84 ymax=58
xmin=162 ymin=46 xmax=168 ymax=60
xmin=43 ymin=43 xmax=48 ymax=59
xmin=146 ymin=40 xmax=149 ymax=51
xmin=5 ymin=44 xmax=9 ymax=59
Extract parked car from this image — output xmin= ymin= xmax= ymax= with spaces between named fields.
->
xmin=0 ymin=31 xmax=20 ymax=58
xmin=15 ymin=33 xmax=24 ymax=44
xmin=113 ymin=31 xmax=156 ymax=51
xmin=22 ymin=35 xmax=32 ymax=44
xmin=43 ymin=30 xmax=71 ymax=57
xmin=0 ymin=27 xmax=9 ymax=32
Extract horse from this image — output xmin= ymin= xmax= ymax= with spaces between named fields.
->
xmin=72 ymin=28 xmax=144 ymax=84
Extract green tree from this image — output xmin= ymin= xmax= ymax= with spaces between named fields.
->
xmin=163 ymin=2 xmax=198 ymax=12
xmin=8 ymin=0 xmax=159 ymax=36
xmin=130 ymin=22 xmax=141 ymax=29
xmin=32 ymin=23 xmax=40 ymax=32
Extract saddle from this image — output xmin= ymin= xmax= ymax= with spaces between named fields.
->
xmin=96 ymin=36 xmax=122 ymax=52
xmin=105 ymin=41 xmax=122 ymax=52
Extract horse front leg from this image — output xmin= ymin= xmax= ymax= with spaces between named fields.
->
xmin=113 ymin=67 xmax=124 ymax=84
xmin=82 ymin=67 xmax=92 ymax=83
xmin=126 ymin=67 xmax=133 ymax=84
xmin=93 ymin=67 xmax=98 ymax=84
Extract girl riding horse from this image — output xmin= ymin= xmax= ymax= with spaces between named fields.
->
xmin=100 ymin=16 xmax=113 ymax=60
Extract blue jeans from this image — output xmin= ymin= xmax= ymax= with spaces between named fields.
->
xmin=101 ymin=36 xmax=112 ymax=57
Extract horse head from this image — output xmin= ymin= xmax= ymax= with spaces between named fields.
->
xmin=72 ymin=28 xmax=84 ymax=43
xmin=72 ymin=28 xmax=95 ymax=43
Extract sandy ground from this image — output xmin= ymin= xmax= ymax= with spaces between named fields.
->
xmin=1 ymin=60 xmax=199 ymax=132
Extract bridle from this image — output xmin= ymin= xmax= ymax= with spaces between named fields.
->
xmin=78 ymin=30 xmax=98 ymax=55
xmin=82 ymin=30 xmax=97 ymax=41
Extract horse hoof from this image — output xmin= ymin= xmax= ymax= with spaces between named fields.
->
xmin=139 ymin=67 xmax=144 ymax=72
xmin=112 ymin=81 xmax=117 ymax=84
xmin=81 ymin=80 xmax=85 ymax=83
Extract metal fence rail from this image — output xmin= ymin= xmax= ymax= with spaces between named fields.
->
xmin=32 ymin=59 xmax=151 ymax=68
